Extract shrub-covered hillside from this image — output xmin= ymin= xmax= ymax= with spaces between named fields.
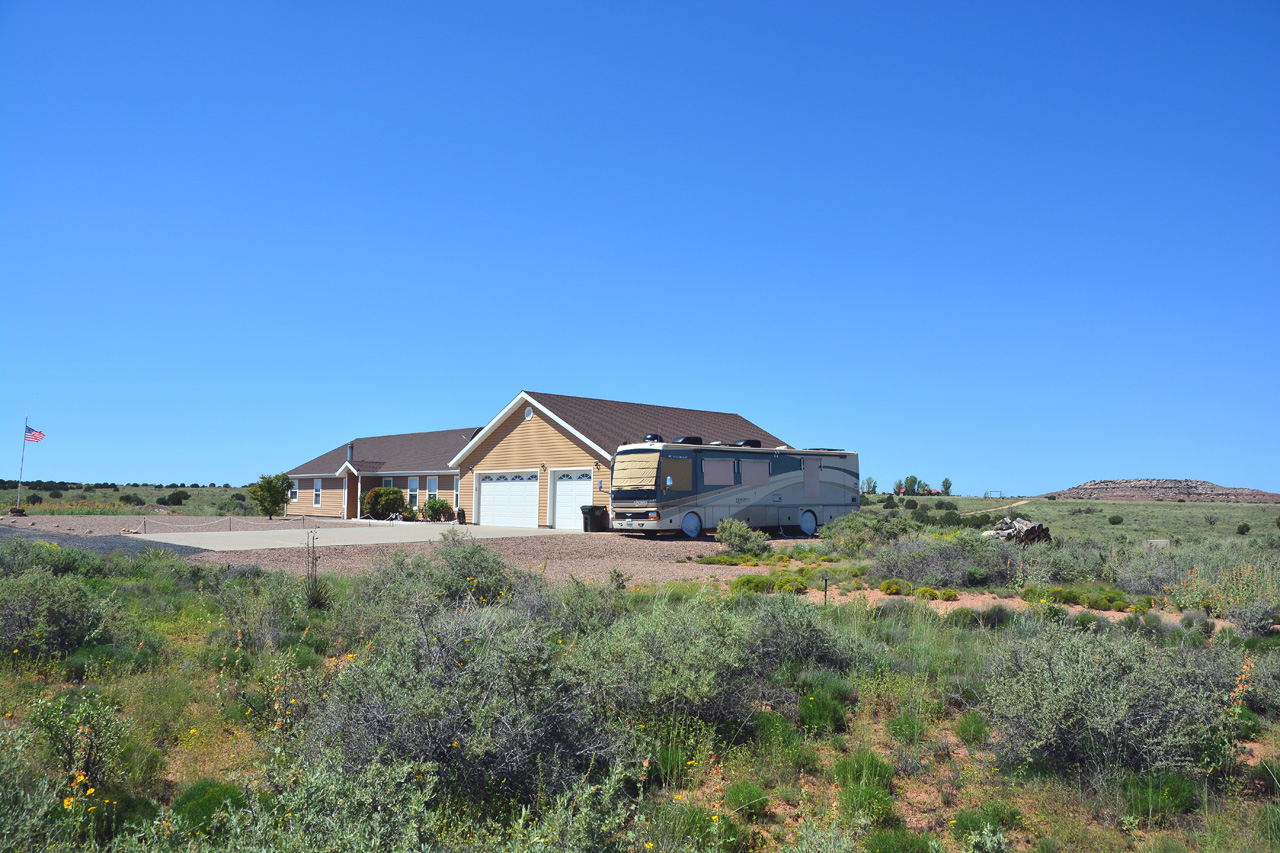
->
xmin=2 ymin=523 xmax=1280 ymax=852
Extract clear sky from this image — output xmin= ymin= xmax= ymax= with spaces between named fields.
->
xmin=2 ymin=2 xmax=1277 ymax=495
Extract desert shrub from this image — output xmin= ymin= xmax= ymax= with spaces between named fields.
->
xmin=955 ymin=711 xmax=989 ymax=746
xmin=362 ymin=486 xmax=407 ymax=519
xmin=424 ymin=496 xmax=451 ymax=521
xmin=880 ymin=579 xmax=906 ymax=595
xmin=1239 ymin=523 xmax=1252 ymax=535
xmin=1072 ymin=612 xmax=1105 ymax=632
xmin=939 ymin=589 xmax=958 ymax=601
xmin=874 ymin=532 xmax=1021 ymax=589
xmin=231 ymin=493 xmax=246 ymax=501
xmin=985 ymin=624 xmax=1238 ymax=779
xmin=935 ymin=500 xmax=958 ymax=511
xmin=170 ymin=489 xmax=191 ymax=502
xmin=24 ymin=493 xmax=42 ymax=505
xmin=939 ymin=510 xmax=963 ymax=526
xmin=1227 ymin=602 xmax=1275 ymax=637
xmin=730 ymin=574 xmax=776 ymax=595
xmin=960 ymin=824 xmax=1012 ymax=853
xmin=0 ymin=570 xmax=112 ymax=655
xmin=640 ymin=800 xmax=744 ymax=853
xmin=1109 ymin=515 xmax=1124 ymax=525
xmin=119 ymin=493 xmax=147 ymax=507
xmin=48 ymin=489 xmax=62 ymax=499
xmin=29 ymin=690 xmax=129 ymax=785
xmin=172 ymin=779 xmax=249 ymax=833
xmin=903 ymin=499 xmax=918 ymax=510
xmin=913 ymin=585 xmax=938 ymax=600
xmin=155 ymin=496 xmax=169 ymax=506
xmin=716 ymin=518 xmax=772 ymax=557
xmin=1123 ymin=772 xmax=1197 ymax=823
xmin=725 ymin=778 xmax=769 ymax=822
xmin=883 ymin=496 xmax=897 ymax=509
xmin=833 ymin=749 xmax=894 ymax=790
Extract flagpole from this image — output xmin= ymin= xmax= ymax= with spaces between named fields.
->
xmin=17 ymin=416 xmax=28 ymax=508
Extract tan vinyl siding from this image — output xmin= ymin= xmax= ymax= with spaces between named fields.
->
xmin=289 ymin=477 xmax=345 ymax=518
xmin=458 ymin=408 xmax=611 ymax=526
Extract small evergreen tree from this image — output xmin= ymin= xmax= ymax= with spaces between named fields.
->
xmin=941 ymin=478 xmax=952 ymax=496
xmin=247 ymin=472 xmax=294 ymax=520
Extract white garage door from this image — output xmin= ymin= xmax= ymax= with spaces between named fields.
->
xmin=477 ymin=472 xmax=539 ymax=528
xmin=552 ymin=471 xmax=594 ymax=529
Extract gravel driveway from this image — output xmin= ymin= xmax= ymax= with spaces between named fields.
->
xmin=3 ymin=514 xmax=772 ymax=586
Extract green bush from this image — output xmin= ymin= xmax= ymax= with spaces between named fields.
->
xmin=424 ymin=496 xmax=452 ymax=521
xmin=954 ymin=711 xmax=989 ymax=746
xmin=1123 ymin=772 xmax=1197 ymax=822
xmin=362 ymin=487 xmax=407 ymax=519
xmin=48 ymin=490 xmax=62 ymax=499
xmin=0 ymin=570 xmax=105 ymax=654
xmin=1109 ymin=515 xmax=1124 ymax=525
xmin=725 ymin=778 xmax=769 ymax=822
xmin=172 ymin=779 xmax=249 ymax=833
xmin=888 ymin=710 xmax=926 ymax=744
xmin=838 ymin=782 xmax=897 ymax=828
xmin=29 ymin=690 xmax=129 ymax=784
xmin=730 ymin=574 xmax=776 ymax=595
xmin=716 ymin=518 xmax=772 ymax=557
xmin=939 ymin=589 xmax=958 ymax=601
xmin=1238 ymin=523 xmax=1251 ymax=535
xmin=880 ymin=579 xmax=908 ymax=595
xmin=903 ymin=499 xmax=918 ymax=510
xmin=24 ymin=493 xmax=42 ymax=505
xmin=797 ymin=684 xmax=847 ymax=732
xmin=833 ymin=749 xmax=894 ymax=789
xmin=915 ymin=587 xmax=938 ymax=600
xmin=952 ymin=802 xmax=1020 ymax=839
xmin=864 ymin=827 xmax=939 ymax=853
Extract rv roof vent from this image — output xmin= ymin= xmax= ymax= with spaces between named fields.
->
xmin=804 ymin=447 xmax=844 ymax=452
xmin=708 ymin=440 xmax=723 ymax=446
xmin=643 ymin=433 xmax=664 ymax=443
xmin=672 ymin=436 xmax=703 ymax=445
xmin=732 ymin=439 xmax=762 ymax=448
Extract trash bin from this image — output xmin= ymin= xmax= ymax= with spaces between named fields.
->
xmin=581 ymin=505 xmax=608 ymax=532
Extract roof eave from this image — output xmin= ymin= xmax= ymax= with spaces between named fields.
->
xmin=448 ymin=391 xmax=612 ymax=468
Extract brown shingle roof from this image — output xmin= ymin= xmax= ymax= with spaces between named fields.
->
xmin=524 ymin=391 xmax=788 ymax=454
xmin=288 ymin=427 xmax=480 ymax=476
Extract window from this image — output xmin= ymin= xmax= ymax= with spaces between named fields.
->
xmin=741 ymin=460 xmax=770 ymax=487
xmin=289 ymin=480 xmax=299 ymax=502
xmin=453 ymin=478 xmax=459 ymax=507
xmin=660 ymin=457 xmax=692 ymax=491
xmin=427 ymin=476 xmax=438 ymax=501
xmin=382 ymin=477 xmax=393 ymax=489
xmin=313 ymin=479 xmax=322 ymax=507
xmin=408 ymin=477 xmax=419 ymax=508
xmin=702 ymin=459 xmax=735 ymax=486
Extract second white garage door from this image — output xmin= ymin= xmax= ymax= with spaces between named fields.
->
xmin=552 ymin=471 xmax=594 ymax=529
xmin=477 ymin=472 xmax=539 ymax=528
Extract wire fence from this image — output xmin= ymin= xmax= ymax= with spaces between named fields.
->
xmin=127 ymin=515 xmax=387 ymax=535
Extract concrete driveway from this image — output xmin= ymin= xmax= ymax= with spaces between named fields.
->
xmin=138 ymin=521 xmax=584 ymax=552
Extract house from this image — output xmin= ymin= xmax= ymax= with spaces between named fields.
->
xmin=285 ymin=427 xmax=479 ymax=519
xmin=284 ymin=391 xmax=786 ymax=528
xmin=448 ymin=391 xmax=787 ymax=529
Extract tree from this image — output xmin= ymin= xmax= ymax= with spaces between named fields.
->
xmin=862 ymin=476 xmax=877 ymax=495
xmin=903 ymin=475 xmax=919 ymax=496
xmin=941 ymin=478 xmax=952 ymax=496
xmin=916 ymin=480 xmax=931 ymax=496
xmin=247 ymin=473 xmax=294 ymax=520
xmin=893 ymin=479 xmax=905 ymax=495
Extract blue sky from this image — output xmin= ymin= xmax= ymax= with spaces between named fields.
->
xmin=2 ymin=1 xmax=1276 ymax=495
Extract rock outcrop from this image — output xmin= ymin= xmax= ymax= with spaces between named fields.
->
xmin=1050 ymin=479 xmax=1280 ymax=503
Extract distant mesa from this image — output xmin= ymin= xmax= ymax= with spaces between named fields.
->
xmin=1049 ymin=479 xmax=1280 ymax=504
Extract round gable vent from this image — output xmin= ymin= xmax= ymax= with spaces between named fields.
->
xmin=524 ymin=406 xmax=533 ymax=420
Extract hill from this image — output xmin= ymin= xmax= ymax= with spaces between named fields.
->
xmin=1050 ymin=478 xmax=1280 ymax=503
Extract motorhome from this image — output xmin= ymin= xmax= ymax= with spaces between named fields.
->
xmin=609 ymin=435 xmax=859 ymax=537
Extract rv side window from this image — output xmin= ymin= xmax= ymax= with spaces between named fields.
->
xmin=741 ymin=460 xmax=770 ymax=487
xmin=661 ymin=457 xmax=693 ymax=491
xmin=702 ymin=459 xmax=735 ymax=486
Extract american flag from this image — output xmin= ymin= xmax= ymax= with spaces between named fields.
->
xmin=24 ymin=426 xmax=45 ymax=442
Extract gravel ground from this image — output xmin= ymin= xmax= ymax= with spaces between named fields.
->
xmin=185 ymin=532 xmax=756 ymax=586
xmin=2 ymin=514 xmax=768 ymax=585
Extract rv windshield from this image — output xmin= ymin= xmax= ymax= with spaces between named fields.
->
xmin=611 ymin=451 xmax=659 ymax=500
